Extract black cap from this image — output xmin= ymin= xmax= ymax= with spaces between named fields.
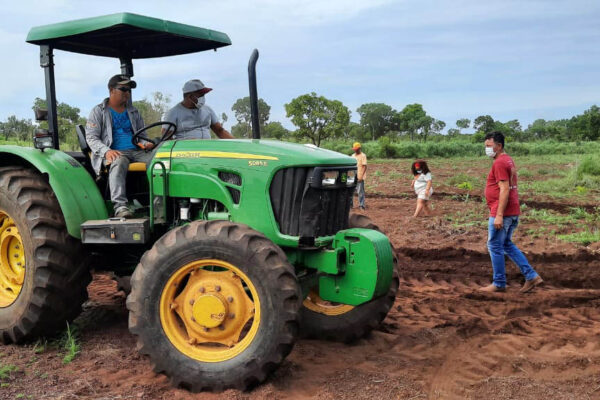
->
xmin=108 ymin=74 xmax=137 ymax=90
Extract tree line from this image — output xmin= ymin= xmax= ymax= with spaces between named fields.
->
xmin=1 ymin=93 xmax=598 ymax=148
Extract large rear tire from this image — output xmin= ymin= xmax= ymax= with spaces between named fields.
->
xmin=0 ymin=166 xmax=90 ymax=343
xmin=127 ymin=220 xmax=301 ymax=392
xmin=299 ymin=213 xmax=399 ymax=343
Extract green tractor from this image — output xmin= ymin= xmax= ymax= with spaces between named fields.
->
xmin=0 ymin=13 xmax=398 ymax=391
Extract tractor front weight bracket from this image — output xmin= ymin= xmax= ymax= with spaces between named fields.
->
xmin=288 ymin=228 xmax=394 ymax=306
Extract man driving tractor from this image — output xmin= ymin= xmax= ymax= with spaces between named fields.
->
xmin=85 ymin=74 xmax=154 ymax=218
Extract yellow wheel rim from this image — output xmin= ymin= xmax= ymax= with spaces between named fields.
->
xmin=0 ymin=210 xmax=25 ymax=308
xmin=159 ymin=259 xmax=260 ymax=363
xmin=302 ymin=290 xmax=355 ymax=316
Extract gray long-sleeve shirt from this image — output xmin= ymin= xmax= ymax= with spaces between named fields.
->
xmin=85 ymin=98 xmax=145 ymax=174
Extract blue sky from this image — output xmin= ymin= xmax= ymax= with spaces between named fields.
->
xmin=2 ymin=0 xmax=599 ymax=133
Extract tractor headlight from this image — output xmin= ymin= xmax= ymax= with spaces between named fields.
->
xmin=33 ymin=128 xmax=54 ymax=151
xmin=346 ymin=170 xmax=356 ymax=185
xmin=321 ymin=170 xmax=339 ymax=186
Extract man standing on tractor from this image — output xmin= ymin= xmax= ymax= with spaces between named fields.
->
xmin=86 ymin=74 xmax=155 ymax=218
xmin=163 ymin=79 xmax=234 ymax=140
xmin=351 ymin=142 xmax=367 ymax=210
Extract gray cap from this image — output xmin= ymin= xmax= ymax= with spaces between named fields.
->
xmin=182 ymin=79 xmax=212 ymax=95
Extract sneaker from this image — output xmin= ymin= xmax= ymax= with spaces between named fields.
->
xmin=520 ymin=276 xmax=543 ymax=293
xmin=114 ymin=206 xmax=134 ymax=219
xmin=479 ymin=283 xmax=506 ymax=293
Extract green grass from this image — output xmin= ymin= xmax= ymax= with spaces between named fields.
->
xmin=62 ymin=322 xmax=80 ymax=364
xmin=447 ymin=172 xmax=480 ymax=190
xmin=457 ymin=181 xmax=473 ymax=190
xmin=519 ymin=168 xmax=533 ymax=178
xmin=518 ymin=156 xmax=600 ymax=199
xmin=558 ymin=230 xmax=600 ymax=246
xmin=53 ymin=322 xmax=80 ymax=364
xmin=32 ymin=339 xmax=47 ymax=354
xmin=0 ymin=363 xmax=18 ymax=381
xmin=576 ymin=155 xmax=600 ymax=177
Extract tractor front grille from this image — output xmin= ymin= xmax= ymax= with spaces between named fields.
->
xmin=269 ymin=167 xmax=356 ymax=239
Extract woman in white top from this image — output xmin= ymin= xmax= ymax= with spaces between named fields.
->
xmin=410 ymin=159 xmax=433 ymax=217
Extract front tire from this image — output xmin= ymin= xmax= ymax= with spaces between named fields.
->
xmin=0 ymin=167 xmax=90 ymax=343
xmin=126 ymin=220 xmax=301 ymax=392
xmin=299 ymin=213 xmax=399 ymax=343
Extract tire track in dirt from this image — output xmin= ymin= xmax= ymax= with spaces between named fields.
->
xmin=383 ymin=265 xmax=600 ymax=399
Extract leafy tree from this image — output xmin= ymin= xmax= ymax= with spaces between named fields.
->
xmin=33 ymin=98 xmax=85 ymax=147
xmin=567 ymin=105 xmax=600 ymax=141
xmin=262 ymin=121 xmax=289 ymax=140
xmin=0 ymin=115 xmax=34 ymax=141
xmin=526 ymin=119 xmax=550 ymax=140
xmin=432 ymin=119 xmax=446 ymax=134
xmin=231 ymin=97 xmax=270 ymax=137
xmin=347 ymin=122 xmax=370 ymax=142
xmin=456 ymin=118 xmax=470 ymax=130
xmin=133 ymin=91 xmax=172 ymax=138
xmin=285 ymin=92 xmax=350 ymax=147
xmin=221 ymin=113 xmax=228 ymax=124
xmin=356 ymin=103 xmax=396 ymax=140
xmin=230 ymin=123 xmax=246 ymax=138
xmin=473 ymin=115 xmax=495 ymax=134
xmin=447 ymin=128 xmax=460 ymax=137
xmin=132 ymin=91 xmax=171 ymax=124
xmin=397 ymin=103 xmax=440 ymax=142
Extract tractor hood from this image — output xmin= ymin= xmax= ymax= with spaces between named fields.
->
xmin=156 ymin=139 xmax=356 ymax=167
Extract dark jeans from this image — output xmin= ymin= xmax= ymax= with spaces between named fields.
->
xmin=487 ymin=216 xmax=538 ymax=288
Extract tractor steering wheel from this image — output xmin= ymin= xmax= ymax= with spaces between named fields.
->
xmin=132 ymin=121 xmax=178 ymax=150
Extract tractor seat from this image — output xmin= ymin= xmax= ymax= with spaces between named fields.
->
xmin=76 ymin=125 xmax=146 ymax=173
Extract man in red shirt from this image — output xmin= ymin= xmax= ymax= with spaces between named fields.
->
xmin=480 ymin=132 xmax=543 ymax=293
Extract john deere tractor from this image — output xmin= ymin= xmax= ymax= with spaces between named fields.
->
xmin=0 ymin=13 xmax=398 ymax=391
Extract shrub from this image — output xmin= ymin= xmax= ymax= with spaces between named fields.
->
xmin=577 ymin=155 xmax=600 ymax=177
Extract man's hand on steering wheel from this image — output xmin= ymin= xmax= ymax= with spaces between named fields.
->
xmin=132 ymin=121 xmax=178 ymax=151
xmin=137 ymin=142 xmax=155 ymax=151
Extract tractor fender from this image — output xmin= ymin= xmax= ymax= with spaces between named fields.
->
xmin=0 ymin=145 xmax=108 ymax=238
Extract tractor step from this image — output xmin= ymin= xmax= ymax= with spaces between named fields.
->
xmin=81 ymin=218 xmax=150 ymax=244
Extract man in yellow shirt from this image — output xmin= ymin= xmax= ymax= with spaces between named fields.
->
xmin=351 ymin=142 xmax=367 ymax=210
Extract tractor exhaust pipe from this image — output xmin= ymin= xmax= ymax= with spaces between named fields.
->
xmin=248 ymin=49 xmax=260 ymax=139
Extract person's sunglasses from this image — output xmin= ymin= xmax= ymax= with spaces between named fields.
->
xmin=116 ymin=86 xmax=131 ymax=93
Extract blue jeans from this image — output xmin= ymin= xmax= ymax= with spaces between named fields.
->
xmin=353 ymin=180 xmax=365 ymax=208
xmin=487 ymin=216 xmax=538 ymax=288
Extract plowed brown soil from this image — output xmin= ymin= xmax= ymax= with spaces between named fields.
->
xmin=1 ymin=169 xmax=600 ymax=399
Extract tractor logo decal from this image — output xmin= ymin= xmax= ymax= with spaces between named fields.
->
xmin=155 ymin=151 xmax=278 ymax=161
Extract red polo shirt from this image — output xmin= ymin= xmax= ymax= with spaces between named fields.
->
xmin=485 ymin=153 xmax=520 ymax=217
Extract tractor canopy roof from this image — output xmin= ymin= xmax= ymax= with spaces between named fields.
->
xmin=26 ymin=12 xmax=231 ymax=59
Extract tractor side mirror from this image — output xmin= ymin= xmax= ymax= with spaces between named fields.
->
xmin=33 ymin=128 xmax=54 ymax=151
xmin=34 ymin=108 xmax=48 ymax=121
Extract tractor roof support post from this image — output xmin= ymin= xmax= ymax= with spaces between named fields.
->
xmin=40 ymin=45 xmax=59 ymax=150
xmin=119 ymin=57 xmax=134 ymax=78
xmin=248 ymin=49 xmax=260 ymax=139
xmin=120 ymin=57 xmax=134 ymax=106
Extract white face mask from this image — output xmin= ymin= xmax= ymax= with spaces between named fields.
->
xmin=416 ymin=169 xmax=422 ymax=173
xmin=195 ymin=96 xmax=206 ymax=108
xmin=485 ymin=146 xmax=496 ymax=158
